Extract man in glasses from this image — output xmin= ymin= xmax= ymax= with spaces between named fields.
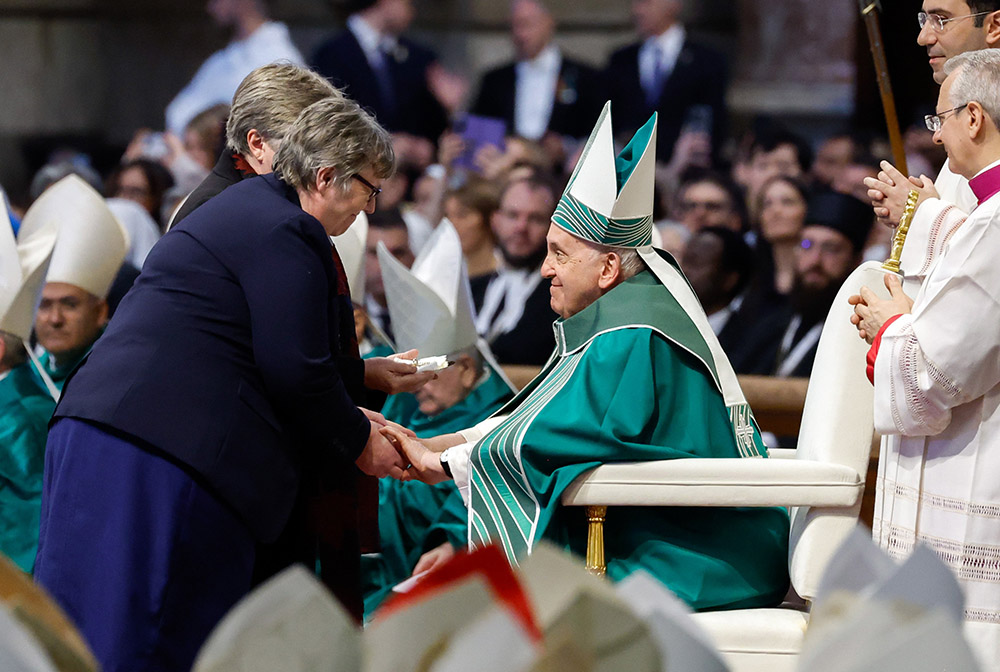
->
xmin=852 ymin=50 xmax=1000 ymax=671
xmin=865 ymin=0 xmax=1000 ymax=296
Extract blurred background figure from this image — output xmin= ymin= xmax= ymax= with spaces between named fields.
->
xmin=607 ymin=0 xmax=727 ymax=166
xmin=680 ymin=225 xmax=755 ymax=367
xmin=364 ymin=208 xmax=416 ymax=343
xmin=311 ymin=0 xmax=451 ymax=151
xmin=165 ymin=0 xmax=303 ymax=138
xmin=105 ymin=158 xmax=176 ymax=233
xmin=475 ymin=175 xmax=559 ymax=366
xmin=739 ymin=191 xmax=872 ymax=378
xmin=673 ymin=170 xmax=745 ymax=234
xmin=470 ymin=0 xmax=605 ymax=142
xmin=736 ymin=129 xmax=813 ymax=222
xmin=441 ymin=177 xmax=502 ymax=295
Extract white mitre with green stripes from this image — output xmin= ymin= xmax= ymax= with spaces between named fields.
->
xmin=552 ymin=102 xmax=656 ymax=248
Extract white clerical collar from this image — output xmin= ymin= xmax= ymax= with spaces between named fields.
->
xmin=347 ymin=14 xmax=398 ymax=60
xmin=643 ymin=24 xmax=686 ymax=65
xmin=518 ymin=44 xmax=560 ymax=72
xmin=0 ymin=370 xmax=9 ymax=384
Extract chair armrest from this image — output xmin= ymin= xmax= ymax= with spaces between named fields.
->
xmin=560 ymin=458 xmax=862 ymax=508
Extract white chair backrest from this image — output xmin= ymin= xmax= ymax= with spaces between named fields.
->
xmin=788 ymin=261 xmax=891 ymax=601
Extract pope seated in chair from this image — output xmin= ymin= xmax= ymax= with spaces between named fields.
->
xmin=382 ymin=103 xmax=790 ymax=611
xmin=362 ymin=222 xmax=516 ymax=617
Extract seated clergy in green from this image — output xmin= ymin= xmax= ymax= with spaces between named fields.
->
xmin=362 ymin=221 xmax=515 ymax=616
xmin=0 ymin=199 xmax=58 ymax=572
xmin=382 ymin=103 xmax=790 ymax=611
xmin=20 ymin=176 xmax=128 ymax=391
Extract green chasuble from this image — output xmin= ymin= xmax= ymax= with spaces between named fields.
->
xmin=36 ymin=348 xmax=89 ymax=392
xmin=0 ymin=363 xmax=56 ymax=572
xmin=362 ymin=369 xmax=514 ymax=616
xmin=468 ymin=269 xmax=790 ymax=611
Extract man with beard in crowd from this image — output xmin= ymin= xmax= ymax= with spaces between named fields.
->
xmin=474 ymin=174 xmax=559 ymax=366
xmin=740 ymin=192 xmax=872 ymax=378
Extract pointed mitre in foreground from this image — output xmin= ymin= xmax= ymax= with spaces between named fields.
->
xmin=331 ymin=211 xmax=369 ymax=306
xmin=0 ymin=200 xmax=57 ymax=342
xmin=552 ymin=101 xmax=657 ymax=249
xmin=19 ymin=175 xmax=128 ymax=299
xmin=378 ymin=220 xmax=480 ymax=357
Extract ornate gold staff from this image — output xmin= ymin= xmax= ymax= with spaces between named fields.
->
xmin=860 ymin=0 xmax=909 ymax=175
xmin=883 ymin=190 xmax=919 ymax=273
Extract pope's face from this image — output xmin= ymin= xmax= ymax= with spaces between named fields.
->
xmin=35 ymin=283 xmax=107 ymax=359
xmin=540 ymin=224 xmax=607 ymax=319
xmin=918 ymin=0 xmax=992 ymax=84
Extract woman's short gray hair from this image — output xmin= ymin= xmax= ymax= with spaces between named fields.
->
xmin=943 ymin=50 xmax=1000 ymax=124
xmin=226 ymin=62 xmax=341 ymax=156
xmin=272 ymin=96 xmax=395 ymax=191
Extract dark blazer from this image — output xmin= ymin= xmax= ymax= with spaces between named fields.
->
xmin=606 ymin=37 xmax=727 ymax=163
xmin=168 ymin=152 xmax=246 ymax=228
xmin=470 ymin=55 xmax=606 ymax=139
xmin=311 ymin=29 xmax=447 ymax=142
xmin=55 ymin=174 xmax=370 ymax=543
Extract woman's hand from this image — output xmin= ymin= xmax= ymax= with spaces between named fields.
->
xmin=380 ymin=425 xmax=451 ymax=484
xmin=364 ymin=349 xmax=437 ymax=394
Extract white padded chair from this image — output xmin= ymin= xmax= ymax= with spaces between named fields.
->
xmin=562 ymin=261 xmax=892 ymax=672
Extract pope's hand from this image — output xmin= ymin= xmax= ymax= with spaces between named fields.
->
xmin=364 ymin=349 xmax=437 ymax=394
xmin=380 ymin=425 xmax=451 ymax=484
xmin=848 ymin=273 xmax=913 ymax=344
xmin=355 ymin=422 xmax=407 ymax=479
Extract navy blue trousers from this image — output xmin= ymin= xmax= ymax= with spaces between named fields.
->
xmin=35 ymin=418 xmax=256 ymax=672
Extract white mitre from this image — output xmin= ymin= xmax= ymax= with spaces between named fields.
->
xmin=552 ymin=101 xmax=657 ymax=249
xmin=378 ymin=220 xmax=480 ymax=357
xmin=331 ymin=211 xmax=369 ymax=306
xmin=19 ymin=175 xmax=128 ymax=299
xmin=0 ymin=200 xmax=56 ymax=342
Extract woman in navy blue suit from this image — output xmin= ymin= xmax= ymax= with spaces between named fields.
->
xmin=34 ymin=96 xmax=430 ymax=672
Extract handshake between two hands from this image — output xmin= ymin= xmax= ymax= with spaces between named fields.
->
xmin=354 ymin=409 xmax=451 ymax=484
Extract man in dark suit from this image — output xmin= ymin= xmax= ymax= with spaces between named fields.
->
xmin=606 ymin=0 xmax=727 ymax=164
xmin=33 ymin=97 xmax=431 ymax=672
xmin=311 ymin=0 xmax=448 ymax=145
xmin=470 ymin=0 xmax=605 ymax=141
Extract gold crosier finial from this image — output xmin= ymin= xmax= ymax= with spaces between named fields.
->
xmin=882 ymin=189 xmax=919 ymax=273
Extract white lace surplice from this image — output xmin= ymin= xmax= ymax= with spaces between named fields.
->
xmin=873 ymin=185 xmax=1000 ymax=671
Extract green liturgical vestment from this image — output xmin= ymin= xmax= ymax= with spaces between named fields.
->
xmin=36 ymin=348 xmax=87 ymax=392
xmin=0 ymin=363 xmax=56 ymax=572
xmin=361 ymin=369 xmax=513 ymax=616
xmin=467 ymin=269 xmax=790 ymax=610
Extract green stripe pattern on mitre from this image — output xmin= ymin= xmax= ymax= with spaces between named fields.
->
xmin=552 ymin=192 xmax=653 ymax=248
